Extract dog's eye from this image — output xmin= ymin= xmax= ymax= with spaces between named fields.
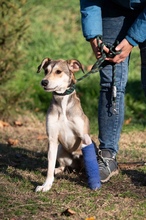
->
xmin=45 ymin=69 xmax=48 ymax=75
xmin=56 ymin=70 xmax=61 ymax=74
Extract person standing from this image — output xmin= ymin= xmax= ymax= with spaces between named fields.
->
xmin=80 ymin=0 xmax=146 ymax=182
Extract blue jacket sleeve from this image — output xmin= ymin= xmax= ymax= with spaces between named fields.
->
xmin=126 ymin=7 xmax=146 ymax=46
xmin=80 ymin=0 xmax=102 ymax=41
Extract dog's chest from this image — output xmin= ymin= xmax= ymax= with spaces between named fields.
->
xmin=60 ymin=96 xmax=69 ymax=119
xmin=57 ymin=97 xmax=75 ymax=129
xmin=47 ymin=95 xmax=83 ymax=148
xmin=57 ymin=114 xmax=81 ymax=149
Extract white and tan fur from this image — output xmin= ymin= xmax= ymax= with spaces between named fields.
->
xmin=36 ymin=58 xmax=92 ymax=192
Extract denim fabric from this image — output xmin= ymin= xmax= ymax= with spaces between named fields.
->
xmin=139 ymin=41 xmax=146 ymax=96
xmin=80 ymin=0 xmax=146 ymax=45
xmin=98 ymin=0 xmax=146 ymax=154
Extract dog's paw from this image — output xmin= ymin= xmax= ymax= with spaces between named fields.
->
xmin=55 ymin=167 xmax=65 ymax=175
xmin=35 ymin=184 xmax=52 ymax=192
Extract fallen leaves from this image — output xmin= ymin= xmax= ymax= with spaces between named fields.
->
xmin=61 ymin=208 xmax=76 ymax=216
xmin=85 ymin=217 xmax=96 ymax=220
xmin=0 ymin=120 xmax=23 ymax=128
xmin=37 ymin=135 xmax=47 ymax=140
xmin=0 ymin=120 xmax=10 ymax=128
xmin=0 ymin=119 xmax=47 ymax=146
xmin=61 ymin=208 xmax=96 ymax=219
xmin=7 ymin=138 xmax=19 ymax=146
xmin=14 ymin=120 xmax=23 ymax=126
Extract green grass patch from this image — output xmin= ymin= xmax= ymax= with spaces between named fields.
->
xmin=0 ymin=0 xmax=145 ymax=133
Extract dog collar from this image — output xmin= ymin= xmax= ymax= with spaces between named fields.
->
xmin=53 ymin=84 xmax=75 ymax=96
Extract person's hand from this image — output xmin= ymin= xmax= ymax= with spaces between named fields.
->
xmin=90 ymin=38 xmax=133 ymax=64
xmin=90 ymin=38 xmax=109 ymax=59
xmin=106 ymin=39 xmax=133 ymax=63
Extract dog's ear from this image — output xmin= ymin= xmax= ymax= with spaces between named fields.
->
xmin=37 ymin=58 xmax=51 ymax=73
xmin=67 ymin=59 xmax=84 ymax=73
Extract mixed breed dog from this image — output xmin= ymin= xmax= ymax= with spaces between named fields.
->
xmin=36 ymin=58 xmax=100 ymax=192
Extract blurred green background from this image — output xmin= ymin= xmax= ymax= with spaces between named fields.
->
xmin=0 ymin=0 xmax=146 ymax=133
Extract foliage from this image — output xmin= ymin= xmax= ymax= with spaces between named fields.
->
xmin=0 ymin=0 xmax=145 ymax=132
xmin=0 ymin=0 xmax=29 ymax=83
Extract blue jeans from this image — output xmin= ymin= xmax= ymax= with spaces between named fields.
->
xmin=140 ymin=41 xmax=146 ymax=96
xmin=98 ymin=0 xmax=146 ymax=155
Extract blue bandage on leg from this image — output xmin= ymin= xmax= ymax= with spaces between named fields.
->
xmin=82 ymin=143 xmax=101 ymax=190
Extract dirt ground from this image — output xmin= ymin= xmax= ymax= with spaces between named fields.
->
xmin=0 ymin=116 xmax=146 ymax=220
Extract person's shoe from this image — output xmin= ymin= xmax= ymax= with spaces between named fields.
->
xmin=97 ymin=149 xmax=119 ymax=183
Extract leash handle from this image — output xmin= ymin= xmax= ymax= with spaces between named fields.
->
xmin=107 ymin=41 xmax=122 ymax=58
xmin=97 ymin=37 xmax=122 ymax=58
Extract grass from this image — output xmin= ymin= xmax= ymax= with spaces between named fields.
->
xmin=0 ymin=121 xmax=146 ymax=220
xmin=0 ymin=1 xmax=146 ymax=219
xmin=0 ymin=0 xmax=146 ymax=133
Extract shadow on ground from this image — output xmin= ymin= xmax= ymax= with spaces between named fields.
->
xmin=0 ymin=143 xmax=86 ymax=189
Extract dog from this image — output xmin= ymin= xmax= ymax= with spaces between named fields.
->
xmin=36 ymin=58 xmax=93 ymax=192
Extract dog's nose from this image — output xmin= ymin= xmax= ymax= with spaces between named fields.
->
xmin=41 ymin=79 xmax=48 ymax=87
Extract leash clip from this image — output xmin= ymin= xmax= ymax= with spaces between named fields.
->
xmin=112 ymin=85 xmax=117 ymax=114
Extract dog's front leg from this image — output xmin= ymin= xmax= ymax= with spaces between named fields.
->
xmin=36 ymin=141 xmax=58 ymax=192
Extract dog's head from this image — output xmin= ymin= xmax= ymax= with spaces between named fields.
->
xmin=37 ymin=58 xmax=84 ymax=93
